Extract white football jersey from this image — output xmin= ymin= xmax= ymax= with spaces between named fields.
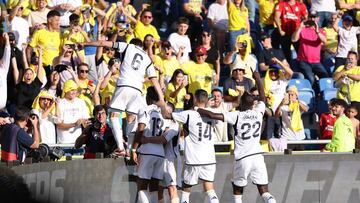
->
xmin=172 ymin=110 xmax=217 ymax=165
xmin=224 ymin=101 xmax=266 ymax=161
xmin=112 ymin=42 xmax=157 ymax=92
xmin=163 ymin=120 xmax=180 ymax=160
xmin=138 ymin=104 xmax=166 ymax=157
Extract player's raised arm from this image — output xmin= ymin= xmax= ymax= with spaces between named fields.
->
xmin=196 ymin=108 xmax=225 ymax=122
xmin=253 ymin=71 xmax=266 ymax=102
xmin=79 ymin=40 xmax=114 ymax=48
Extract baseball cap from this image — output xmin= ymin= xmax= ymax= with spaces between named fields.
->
xmin=232 ymin=66 xmax=246 ymax=72
xmin=269 ymin=64 xmax=282 ymax=70
xmin=195 ymin=46 xmax=207 ymax=56
xmin=342 ymin=14 xmax=353 ymax=22
xmin=309 ymin=11 xmax=318 ymax=18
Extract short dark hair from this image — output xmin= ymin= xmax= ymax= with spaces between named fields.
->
xmin=249 ymin=87 xmax=258 ymax=93
xmin=195 ymin=89 xmax=208 ymax=104
xmin=141 ymin=9 xmax=152 ymax=17
xmin=167 ymin=102 xmax=175 ymax=111
xmin=146 ymin=86 xmax=159 ymax=104
xmin=348 ymin=50 xmax=358 ymax=58
xmin=78 ymin=62 xmax=89 ymax=68
xmin=93 ymin=105 xmax=107 ymax=117
xmin=239 ymin=91 xmax=255 ymax=111
xmin=177 ymin=17 xmax=189 ymax=25
xmin=332 ymin=98 xmax=348 ymax=109
xmin=347 ymin=104 xmax=358 ymax=112
xmin=47 ymin=10 xmax=61 ymax=19
xmin=211 ymin=88 xmax=222 ymax=95
xmin=129 ymin=38 xmax=143 ymax=47
xmin=69 ymin=13 xmax=80 ymax=22
xmin=14 ymin=106 xmax=31 ymax=122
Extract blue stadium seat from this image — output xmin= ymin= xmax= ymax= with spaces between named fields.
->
xmin=288 ymin=79 xmax=312 ymax=91
xmin=217 ymin=86 xmax=223 ymax=93
xmin=318 ymin=100 xmax=330 ymax=115
xmin=292 ymin=72 xmax=305 ymax=79
xmin=319 ymin=78 xmax=335 ymax=92
xmin=323 ymin=89 xmax=337 ymax=101
xmin=298 ymin=89 xmax=316 ymax=112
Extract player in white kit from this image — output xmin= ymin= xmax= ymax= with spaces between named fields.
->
xmin=131 ymin=87 xmax=167 ymax=203
xmin=81 ymin=38 xmax=165 ymax=156
xmin=140 ymin=102 xmax=181 ymax=203
xmin=162 ymin=89 xmax=220 ymax=203
xmin=197 ymin=72 xmax=276 ymax=203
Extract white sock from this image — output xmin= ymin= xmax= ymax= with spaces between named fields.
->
xmin=171 ymin=197 xmax=180 ymax=203
xmin=110 ymin=116 xmax=124 ymax=150
xmin=180 ymin=191 xmax=190 ymax=203
xmin=234 ymin=195 xmax=242 ymax=203
xmin=262 ymin=192 xmax=276 ymax=203
xmin=149 ymin=191 xmax=158 ymax=203
xmin=206 ymin=190 xmax=219 ymax=203
xmin=138 ymin=190 xmax=150 ymax=203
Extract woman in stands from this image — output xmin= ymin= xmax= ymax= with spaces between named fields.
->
xmin=165 ymin=69 xmax=190 ymax=111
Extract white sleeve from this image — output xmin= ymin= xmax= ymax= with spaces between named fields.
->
xmin=164 ymin=123 xmax=179 ymax=142
xmin=254 ymin=101 xmax=266 ymax=115
xmin=172 ymin=111 xmax=189 ymax=124
xmin=0 ymin=44 xmax=11 ymax=74
xmin=138 ymin=109 xmax=148 ymax=124
xmin=223 ymin=111 xmax=239 ymax=125
xmin=146 ymin=64 xmax=157 ymax=78
xmin=112 ymin=42 xmax=129 ymax=53
xmin=356 ymin=27 xmax=360 ymax=34
xmin=81 ymin=100 xmax=90 ymax=119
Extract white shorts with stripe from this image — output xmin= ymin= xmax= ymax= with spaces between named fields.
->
xmin=183 ymin=164 xmax=216 ymax=186
xmin=137 ymin=154 xmax=164 ymax=180
xmin=232 ymin=154 xmax=269 ymax=187
xmin=109 ymin=86 xmax=145 ymax=114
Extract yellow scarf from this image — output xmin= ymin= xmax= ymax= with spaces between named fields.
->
xmin=79 ymin=4 xmax=96 ymax=27
xmin=287 ymin=86 xmax=302 ymax=132
xmin=235 ymin=34 xmax=252 ymax=61
xmin=31 ymin=90 xmax=56 ymax=115
xmin=78 ymin=79 xmax=94 ymax=117
xmin=263 ymin=69 xmax=284 ymax=108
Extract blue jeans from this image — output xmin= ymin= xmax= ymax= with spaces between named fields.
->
xmin=245 ymin=0 xmax=256 ymax=23
xmin=317 ymin=11 xmax=332 ymax=28
xmin=229 ymin=28 xmax=247 ymax=51
xmin=298 ymin=61 xmax=329 ymax=85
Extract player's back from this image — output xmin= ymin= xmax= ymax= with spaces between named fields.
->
xmin=225 ymin=102 xmax=266 ymax=161
xmin=172 ymin=109 xmax=217 ymax=165
xmin=115 ymin=43 xmax=155 ymax=91
xmin=163 ymin=120 xmax=180 ymax=160
xmin=138 ymin=104 xmax=166 ymax=157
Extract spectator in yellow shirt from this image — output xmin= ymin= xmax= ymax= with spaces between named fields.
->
xmin=165 ymin=69 xmax=190 ymax=111
xmin=27 ymin=10 xmax=61 ymax=76
xmin=133 ymin=9 xmax=160 ymax=43
xmin=182 ymin=46 xmax=214 ymax=95
xmin=257 ymin=0 xmax=277 ymax=34
xmin=227 ymin=0 xmax=250 ymax=51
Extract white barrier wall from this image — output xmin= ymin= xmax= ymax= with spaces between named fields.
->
xmin=11 ymin=154 xmax=360 ymax=203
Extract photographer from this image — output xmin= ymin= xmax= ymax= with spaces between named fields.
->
xmin=0 ymin=106 xmax=40 ymax=163
xmin=75 ymin=105 xmax=116 ymax=159
xmin=292 ymin=11 xmax=329 ymax=86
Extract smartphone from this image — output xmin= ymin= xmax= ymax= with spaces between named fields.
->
xmin=117 ymin=2 xmax=122 ymax=7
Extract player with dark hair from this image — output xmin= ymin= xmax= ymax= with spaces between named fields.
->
xmin=197 ymin=72 xmax=276 ymax=203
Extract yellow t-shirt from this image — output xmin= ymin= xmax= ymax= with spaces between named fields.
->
xmin=335 ymin=65 xmax=360 ymax=102
xmin=182 ymin=61 xmax=213 ymax=95
xmin=323 ymin=27 xmax=338 ymax=54
xmin=134 ymin=21 xmax=160 ymax=42
xmin=62 ymin=30 xmax=87 ymax=57
xmin=29 ymin=29 xmax=61 ymax=66
xmin=7 ymin=0 xmax=32 ymax=16
xmin=186 ymin=0 xmax=203 ymax=14
xmin=258 ymin=0 xmax=277 ymax=26
xmin=143 ymin=56 xmax=161 ymax=95
xmin=228 ymin=3 xmax=248 ymax=31
xmin=165 ymin=82 xmax=187 ymax=109
xmin=157 ymin=56 xmax=181 ymax=82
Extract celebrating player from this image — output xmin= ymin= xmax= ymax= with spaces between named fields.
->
xmin=197 ymin=71 xmax=276 ymax=203
xmin=162 ymin=89 xmax=219 ymax=203
xmin=80 ymin=38 xmax=165 ymax=156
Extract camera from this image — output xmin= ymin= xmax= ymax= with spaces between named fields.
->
xmin=240 ymin=42 xmax=247 ymax=49
xmin=30 ymin=52 xmax=38 ymax=65
xmin=54 ymin=64 xmax=68 ymax=73
xmin=66 ymin=44 xmax=76 ymax=50
xmin=89 ymin=118 xmax=102 ymax=132
xmin=29 ymin=143 xmax=65 ymax=162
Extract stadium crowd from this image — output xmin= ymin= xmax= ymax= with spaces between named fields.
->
xmin=0 ymin=0 xmax=360 ymax=202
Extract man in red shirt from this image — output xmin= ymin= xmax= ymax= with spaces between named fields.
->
xmin=291 ymin=11 xmax=329 ymax=86
xmin=274 ymin=0 xmax=308 ymax=63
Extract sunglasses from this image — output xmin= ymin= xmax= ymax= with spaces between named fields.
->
xmin=40 ymin=98 xmax=52 ymax=101
xmin=202 ymin=33 xmax=210 ymax=37
xmin=196 ymin=54 xmax=205 ymax=57
xmin=18 ymin=7 xmax=24 ymax=10
xmin=143 ymin=16 xmax=152 ymax=19
xmin=79 ymin=70 xmax=89 ymax=73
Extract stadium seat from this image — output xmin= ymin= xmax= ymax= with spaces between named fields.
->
xmin=288 ymin=79 xmax=312 ymax=91
xmin=318 ymin=100 xmax=330 ymax=115
xmin=217 ymin=86 xmax=223 ymax=93
xmin=323 ymin=89 xmax=337 ymax=101
xmin=292 ymin=72 xmax=305 ymax=79
xmin=298 ymin=89 xmax=316 ymax=112
xmin=319 ymin=78 xmax=335 ymax=92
